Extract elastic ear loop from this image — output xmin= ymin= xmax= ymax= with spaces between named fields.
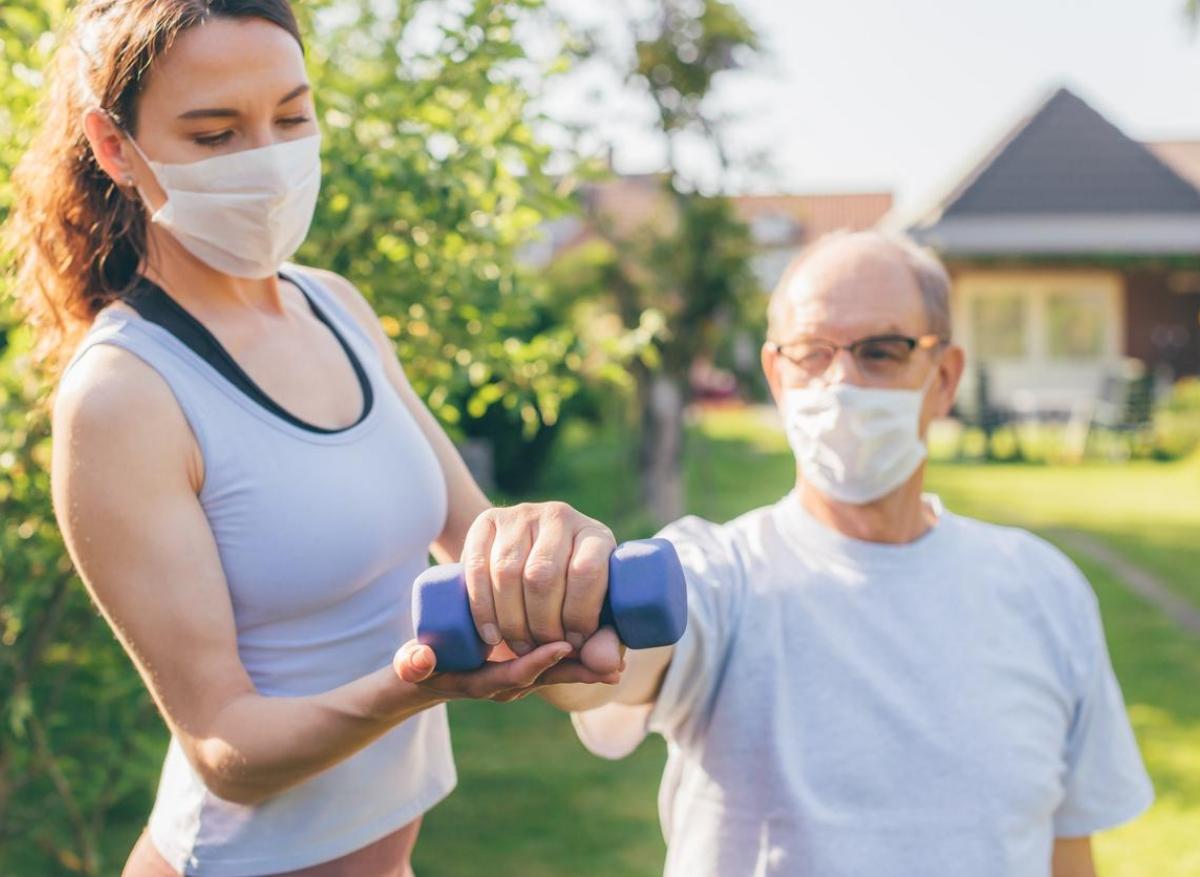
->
xmin=106 ymin=111 xmax=161 ymax=214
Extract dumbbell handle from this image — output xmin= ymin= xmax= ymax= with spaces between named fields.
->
xmin=412 ymin=537 xmax=688 ymax=673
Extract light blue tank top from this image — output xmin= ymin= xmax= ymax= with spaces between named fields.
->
xmin=60 ymin=264 xmax=456 ymax=876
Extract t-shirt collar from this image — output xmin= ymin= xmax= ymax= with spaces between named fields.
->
xmin=775 ymin=488 xmax=951 ymax=569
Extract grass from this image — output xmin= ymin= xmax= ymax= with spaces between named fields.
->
xmin=412 ymin=406 xmax=1200 ymax=877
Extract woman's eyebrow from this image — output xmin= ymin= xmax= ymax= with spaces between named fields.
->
xmin=176 ymin=83 xmax=311 ymax=120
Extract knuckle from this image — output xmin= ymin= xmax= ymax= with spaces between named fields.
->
xmin=530 ymin=622 xmax=563 ymax=643
xmin=569 ymin=552 xmax=608 ymax=584
xmin=463 ymin=554 xmax=492 ymax=578
xmin=522 ymin=558 xmax=562 ymax=593
xmin=542 ymin=501 xmax=571 ymax=522
xmin=492 ymin=555 xmax=526 ymax=586
xmin=562 ymin=606 xmax=598 ymax=633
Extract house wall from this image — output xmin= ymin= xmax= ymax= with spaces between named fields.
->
xmin=1123 ymin=266 xmax=1200 ymax=379
xmin=948 ymin=266 xmax=1126 ymax=414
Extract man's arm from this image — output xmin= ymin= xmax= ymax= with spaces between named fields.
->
xmin=538 ymin=642 xmax=674 ymax=713
xmin=1051 ymin=836 xmax=1096 ymax=877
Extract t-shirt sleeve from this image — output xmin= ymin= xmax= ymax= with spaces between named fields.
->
xmin=1044 ymin=545 xmax=1154 ymax=836
xmin=572 ymin=515 xmax=744 ymax=759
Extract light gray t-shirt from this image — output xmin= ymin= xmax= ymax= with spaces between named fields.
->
xmin=572 ymin=492 xmax=1153 ymax=877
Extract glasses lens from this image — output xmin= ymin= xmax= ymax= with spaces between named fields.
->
xmin=854 ymin=338 xmax=913 ymax=378
xmin=780 ymin=342 xmax=835 ymax=380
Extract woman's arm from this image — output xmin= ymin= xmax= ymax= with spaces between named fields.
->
xmin=51 ymin=345 xmax=572 ymax=806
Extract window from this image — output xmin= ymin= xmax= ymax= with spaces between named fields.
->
xmin=1046 ymin=290 xmax=1107 ymax=359
xmin=971 ymin=293 xmax=1027 ymax=359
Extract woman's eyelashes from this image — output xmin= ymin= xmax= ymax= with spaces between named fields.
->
xmin=190 ymin=116 xmax=312 ymax=149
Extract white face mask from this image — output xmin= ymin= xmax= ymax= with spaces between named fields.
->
xmin=782 ymin=368 xmax=938 ymax=505
xmin=125 ymin=132 xmax=322 ymax=279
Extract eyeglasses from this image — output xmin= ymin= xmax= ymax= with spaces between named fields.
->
xmin=765 ymin=333 xmax=946 ymax=383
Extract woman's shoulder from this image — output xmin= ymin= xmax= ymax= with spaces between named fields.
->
xmin=54 ymin=330 xmax=200 ymax=476
xmin=286 ymin=264 xmax=388 ymax=352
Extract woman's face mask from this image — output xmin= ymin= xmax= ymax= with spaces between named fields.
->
xmin=782 ymin=366 xmax=939 ymax=505
xmin=123 ymin=129 xmax=322 ymax=279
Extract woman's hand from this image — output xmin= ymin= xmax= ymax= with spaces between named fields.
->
xmin=457 ymin=502 xmax=625 ymax=677
xmin=393 ymin=634 xmax=623 ymax=703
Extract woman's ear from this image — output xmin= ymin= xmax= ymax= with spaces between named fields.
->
xmin=82 ymin=108 xmax=136 ymax=189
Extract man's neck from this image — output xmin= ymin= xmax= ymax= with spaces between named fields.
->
xmin=797 ymin=466 xmax=936 ymax=545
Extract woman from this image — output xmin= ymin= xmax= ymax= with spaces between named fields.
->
xmin=5 ymin=2 xmax=620 ymax=874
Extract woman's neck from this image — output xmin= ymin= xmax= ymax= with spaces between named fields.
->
xmin=139 ymin=228 xmax=287 ymax=319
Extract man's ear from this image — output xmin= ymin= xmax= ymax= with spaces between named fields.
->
xmin=761 ymin=343 xmax=782 ymax=406
xmin=933 ymin=343 xmax=965 ymax=418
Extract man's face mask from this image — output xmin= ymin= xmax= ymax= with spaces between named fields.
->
xmin=122 ymin=126 xmax=322 ymax=279
xmin=781 ymin=365 xmax=939 ymax=505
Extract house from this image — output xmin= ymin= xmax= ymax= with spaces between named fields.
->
xmin=527 ymin=174 xmax=892 ymax=291
xmin=910 ymin=86 xmax=1200 ymax=415
xmin=733 ymin=192 xmax=894 ymax=290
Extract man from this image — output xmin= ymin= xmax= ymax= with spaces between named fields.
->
xmin=445 ymin=231 xmax=1153 ymax=876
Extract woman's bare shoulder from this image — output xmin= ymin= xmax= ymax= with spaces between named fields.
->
xmin=53 ymin=340 xmax=201 ymax=488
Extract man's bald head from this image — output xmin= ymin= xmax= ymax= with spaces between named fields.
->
xmin=767 ymin=231 xmax=952 ymax=343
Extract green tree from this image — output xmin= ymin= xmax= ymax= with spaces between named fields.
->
xmin=0 ymin=1 xmax=592 ymax=871
xmin=557 ymin=0 xmax=764 ymax=523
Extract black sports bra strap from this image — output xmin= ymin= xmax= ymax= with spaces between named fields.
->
xmin=122 ymin=273 xmax=374 ymax=435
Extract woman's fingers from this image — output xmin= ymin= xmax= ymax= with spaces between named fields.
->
xmin=532 ymin=660 xmax=622 ymax=687
xmin=392 ymin=641 xmax=438 ymax=684
xmin=403 ymin=639 xmax=622 ymax=703
xmin=426 ymin=641 xmax=571 ymax=700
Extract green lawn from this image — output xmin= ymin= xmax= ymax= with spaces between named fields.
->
xmin=412 ymin=407 xmax=1200 ymax=877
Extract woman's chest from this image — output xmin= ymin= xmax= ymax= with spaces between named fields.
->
xmin=196 ymin=396 xmax=448 ymax=626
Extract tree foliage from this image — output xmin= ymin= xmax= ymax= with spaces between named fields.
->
xmin=0 ymin=1 xmax=592 ymax=871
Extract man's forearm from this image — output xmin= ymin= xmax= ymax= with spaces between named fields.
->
xmin=538 ymin=644 xmax=674 ymax=713
xmin=538 ymin=681 xmax=621 ymax=712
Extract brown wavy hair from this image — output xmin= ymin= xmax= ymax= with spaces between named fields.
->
xmin=2 ymin=0 xmax=302 ymax=377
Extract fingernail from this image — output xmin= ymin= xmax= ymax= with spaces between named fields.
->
xmin=566 ymin=632 xmax=584 ymax=651
xmin=552 ymin=646 xmax=570 ymax=663
xmin=481 ymin=623 xmax=501 ymax=645
xmin=511 ymin=640 xmax=531 ymax=656
xmin=414 ymin=649 xmax=433 ymax=671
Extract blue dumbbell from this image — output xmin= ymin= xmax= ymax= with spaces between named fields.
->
xmin=412 ymin=537 xmax=688 ymax=672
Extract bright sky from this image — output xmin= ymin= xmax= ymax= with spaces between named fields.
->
xmin=542 ymin=0 xmax=1200 ymax=222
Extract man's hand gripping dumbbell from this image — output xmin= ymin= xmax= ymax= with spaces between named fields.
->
xmin=394 ymin=503 xmax=686 ymax=702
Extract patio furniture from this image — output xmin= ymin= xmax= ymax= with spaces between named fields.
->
xmin=954 ymin=364 xmax=1025 ymax=460
xmin=1063 ymin=359 xmax=1156 ymax=460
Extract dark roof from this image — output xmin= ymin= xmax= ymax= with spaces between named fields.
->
xmin=911 ymin=86 xmax=1200 ymax=255
xmin=945 ymin=88 xmax=1200 ymax=216
xmin=1148 ymin=140 xmax=1200 ymax=191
